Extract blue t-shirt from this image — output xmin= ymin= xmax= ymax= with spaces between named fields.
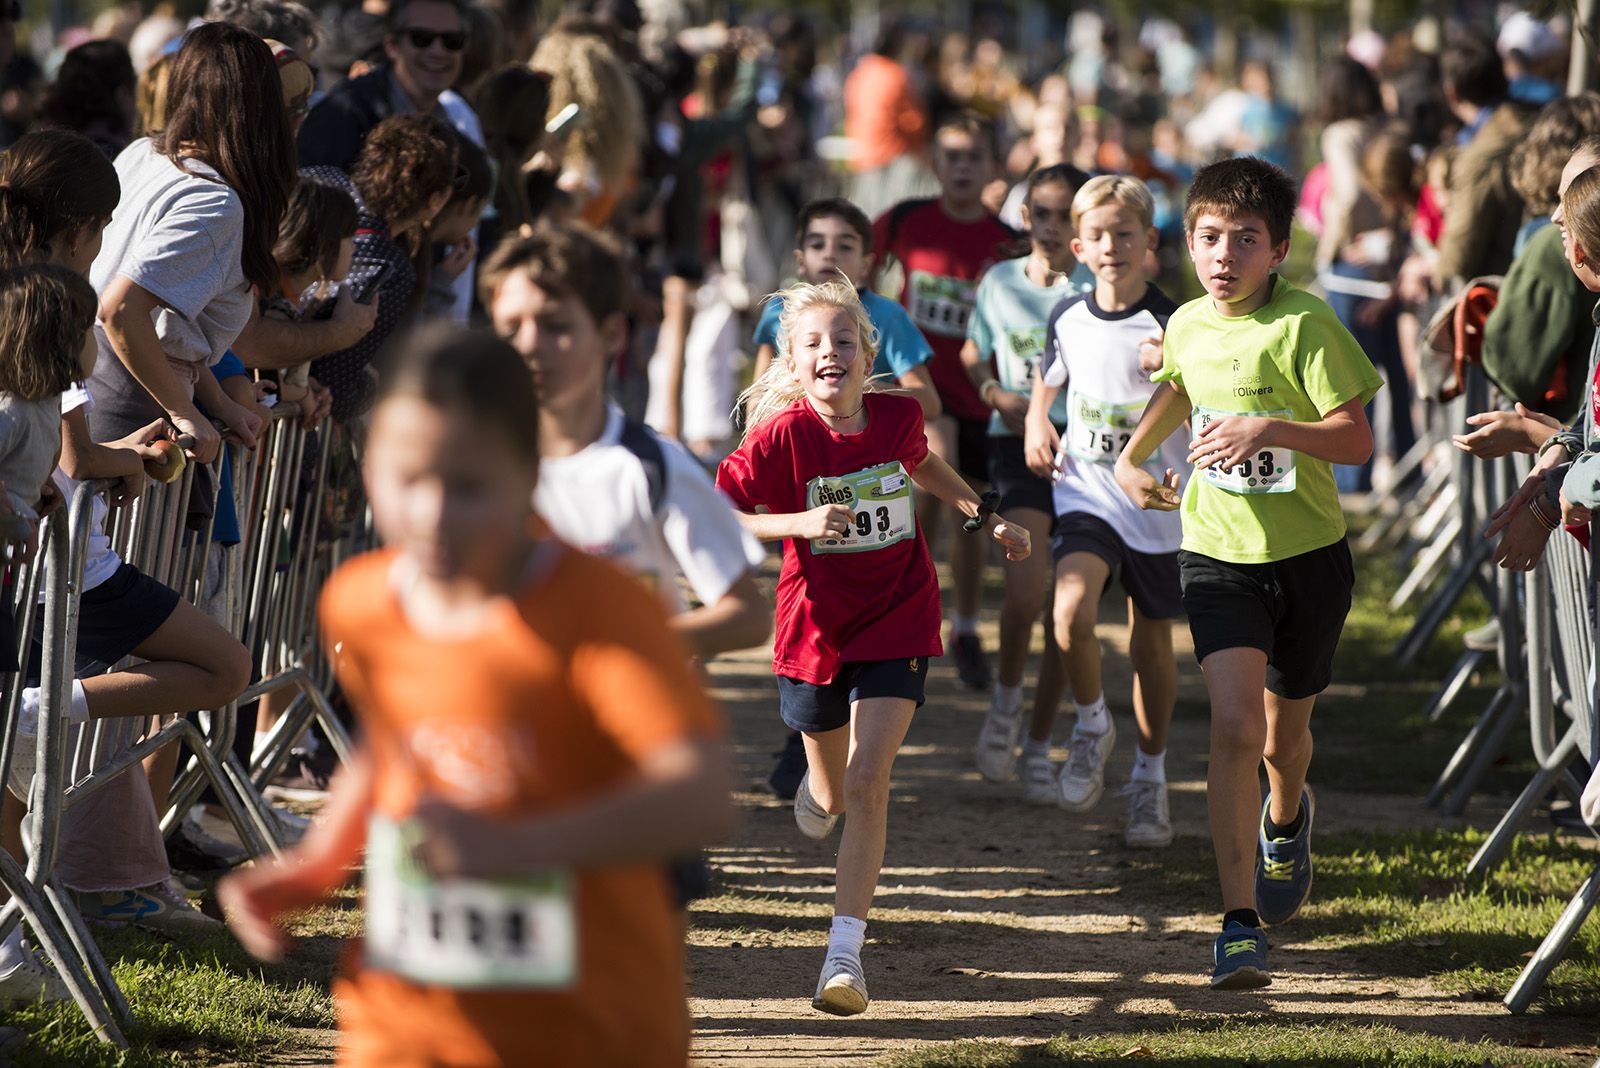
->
xmin=198 ymin=349 xmax=246 ymax=546
xmin=753 ymin=289 xmax=934 ymax=381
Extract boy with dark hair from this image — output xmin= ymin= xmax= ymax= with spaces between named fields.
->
xmin=874 ymin=110 xmax=1018 ymax=690
xmin=750 ymin=197 xmax=939 ymax=420
xmin=1115 ymin=156 xmax=1383 ymax=990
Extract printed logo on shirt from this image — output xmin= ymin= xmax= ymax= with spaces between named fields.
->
xmin=907 ymin=271 xmax=978 ymax=338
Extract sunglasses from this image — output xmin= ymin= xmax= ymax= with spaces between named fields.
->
xmin=399 ymin=28 xmax=466 ymax=52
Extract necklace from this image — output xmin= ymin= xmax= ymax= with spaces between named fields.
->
xmin=811 ymin=398 xmax=866 ymax=424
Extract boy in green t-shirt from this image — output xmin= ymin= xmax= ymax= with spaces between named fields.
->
xmin=1114 ymin=158 xmax=1383 ymax=991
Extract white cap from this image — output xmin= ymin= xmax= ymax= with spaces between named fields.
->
xmin=1498 ymin=11 xmax=1562 ymax=61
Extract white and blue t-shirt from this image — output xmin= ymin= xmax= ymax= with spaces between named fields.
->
xmin=967 ymin=256 xmax=1094 ymax=436
xmin=753 ymin=289 xmax=934 ymax=381
xmin=1040 ymin=285 xmax=1185 ymax=554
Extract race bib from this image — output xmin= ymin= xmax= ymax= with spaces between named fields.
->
xmin=806 ymin=461 xmax=915 ymax=554
xmin=907 ymin=271 xmax=976 ymax=338
xmin=1002 ymin=327 xmax=1047 ymax=393
xmin=1192 ymin=407 xmax=1297 ymax=494
xmin=1065 ymin=388 xmax=1143 ymax=464
xmin=364 ymin=814 xmax=578 ymax=990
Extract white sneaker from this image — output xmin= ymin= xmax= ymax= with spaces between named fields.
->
xmin=974 ymin=688 xmax=1025 ymax=783
xmin=1020 ymin=748 xmax=1058 ymax=804
xmin=1057 ymin=719 xmax=1116 ymax=812
xmin=812 ymin=951 xmax=869 ymax=1016
xmin=793 ymin=772 xmax=839 ymax=840
xmin=1122 ymin=780 xmax=1174 ymax=848
xmin=268 ymin=805 xmax=312 ymax=847
xmin=0 ymin=949 xmax=70 ymax=1008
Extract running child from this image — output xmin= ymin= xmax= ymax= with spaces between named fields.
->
xmin=962 ymin=162 xmax=1094 ymax=798
xmin=1114 ymin=158 xmax=1382 ymax=989
xmin=1019 ymin=175 xmax=1184 ymax=846
xmin=717 ymin=280 xmax=1029 ymax=1016
xmin=483 ymin=223 xmax=769 ymax=659
xmin=751 ymin=197 xmax=940 ymax=419
xmin=220 ymin=324 xmax=732 ymax=1067
xmin=874 ymin=111 xmax=1019 ymax=689
xmin=749 ymin=195 xmax=939 ymax=796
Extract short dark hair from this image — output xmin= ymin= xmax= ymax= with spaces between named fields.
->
xmin=794 ymin=197 xmax=873 ymax=252
xmin=1441 ymin=31 xmax=1509 ymax=109
xmin=275 ymin=176 xmax=358 ymax=282
xmin=0 ymin=264 xmax=98 ymax=401
xmin=1184 ymin=156 xmax=1297 ymax=245
xmin=1316 ymin=56 xmax=1383 ymax=126
xmin=480 ymin=221 xmax=631 ymax=328
xmin=1025 ymin=162 xmax=1091 ymax=207
xmin=447 ymin=129 xmax=493 ymax=206
xmin=934 ymin=109 xmax=998 ymax=159
xmin=387 ymin=0 xmax=466 ymax=35
xmin=377 ymin=321 xmax=540 ymax=467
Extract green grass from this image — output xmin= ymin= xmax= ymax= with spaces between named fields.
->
xmin=884 ymin=1022 xmax=1578 ymax=1067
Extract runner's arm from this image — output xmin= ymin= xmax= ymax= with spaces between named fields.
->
xmin=672 ymin=569 xmax=771 ymax=657
xmin=1023 ymin=375 xmax=1063 ymax=477
xmin=1190 ymin=395 xmax=1372 ymax=470
xmin=736 ymin=504 xmax=855 ymax=542
xmin=892 ymin=364 xmax=941 ymax=419
xmin=1114 ymin=382 xmax=1191 ymax=511
xmin=910 ymin=452 xmax=1030 ymax=559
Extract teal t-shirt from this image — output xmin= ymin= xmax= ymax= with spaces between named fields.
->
xmin=966 ymin=257 xmax=1095 ymax=436
xmin=753 ymin=289 xmax=934 ymax=381
xmin=1153 ymin=275 xmax=1383 ymax=564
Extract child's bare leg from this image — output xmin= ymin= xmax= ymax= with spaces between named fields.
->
xmin=1198 ymin=646 xmax=1270 ymax=911
xmin=143 ymin=731 xmax=181 ymax=815
xmin=997 ymin=506 xmax=1053 ymax=689
xmin=1128 ymin=602 xmax=1176 ymax=757
xmin=78 ymin=600 xmax=251 ymax=721
xmin=1263 ymin=691 xmax=1316 ymax=826
xmin=801 ymin=726 xmax=851 ymax=816
xmin=834 ymin=696 xmax=916 ymax=919
xmin=948 ymin=496 xmax=986 ymax=623
xmin=1026 ymin=624 xmax=1066 ymax=744
xmin=1052 ymin=553 xmax=1111 ymax=706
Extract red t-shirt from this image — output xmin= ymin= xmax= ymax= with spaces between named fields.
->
xmin=874 ymin=199 xmax=1018 ymax=422
xmin=716 ymin=393 xmax=942 ymax=684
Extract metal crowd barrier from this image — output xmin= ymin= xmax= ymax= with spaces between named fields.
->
xmin=0 ymin=402 xmax=362 ymax=1047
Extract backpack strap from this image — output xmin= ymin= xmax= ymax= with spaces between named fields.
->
xmin=618 ymin=418 xmax=669 ymax=515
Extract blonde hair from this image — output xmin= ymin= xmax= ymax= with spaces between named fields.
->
xmin=1561 ymin=164 xmax=1600 ymax=265
xmin=737 ymin=279 xmax=881 ymax=434
xmin=530 ymin=28 xmax=642 ymax=193
xmin=1071 ymin=173 xmax=1156 ymax=231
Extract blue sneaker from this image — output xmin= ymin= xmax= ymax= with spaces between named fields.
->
xmin=1256 ymin=786 xmax=1315 ymax=926
xmin=1211 ymin=924 xmax=1271 ymax=990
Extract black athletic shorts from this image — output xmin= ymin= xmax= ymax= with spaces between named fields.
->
xmin=1177 ymin=537 xmax=1354 ymax=700
xmin=777 ymin=656 xmax=931 ymax=734
xmin=1052 ymin=512 xmax=1183 ymax=620
xmin=954 ymin=417 xmax=991 ymax=484
xmin=988 ymin=435 xmax=1053 ymax=516
xmin=24 ymin=563 xmax=180 ymax=684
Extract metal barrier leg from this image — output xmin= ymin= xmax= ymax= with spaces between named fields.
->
xmin=1467 ymin=724 xmax=1582 ymax=878
xmin=1425 ymin=684 xmax=1515 ymax=808
xmin=1444 ymin=683 xmax=1524 ymax=815
xmin=1423 ymin=648 xmax=1491 ymax=723
xmin=42 ymin=875 xmax=130 ymax=1024
xmin=1504 ymin=862 xmax=1600 ymax=1014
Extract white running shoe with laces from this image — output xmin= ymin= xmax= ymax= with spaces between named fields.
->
xmin=0 ymin=949 xmax=69 ymax=1008
xmin=793 ymin=772 xmax=839 ymax=840
xmin=1020 ymin=748 xmax=1058 ymax=804
xmin=1057 ymin=719 xmax=1116 ymax=812
xmin=812 ymin=951 xmax=869 ymax=1016
xmin=974 ymin=688 xmax=1025 ymax=783
xmin=1121 ymin=780 xmax=1174 ymax=848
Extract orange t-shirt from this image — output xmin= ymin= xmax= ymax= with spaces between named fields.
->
xmin=843 ymin=53 xmax=926 ymax=172
xmin=319 ymin=544 xmax=721 ymax=1068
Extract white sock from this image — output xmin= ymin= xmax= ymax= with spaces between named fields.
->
xmin=994 ymin=682 xmax=1023 ymax=712
xmin=827 ymin=915 xmax=867 ymax=961
xmin=952 ymin=614 xmax=979 ymax=637
xmin=1131 ymin=747 xmax=1167 ymax=784
xmin=1022 ymin=736 xmax=1051 ymax=761
xmin=1073 ymin=696 xmax=1109 ymax=736
xmin=18 ymin=681 xmax=89 ymax=735
xmin=0 ymin=925 xmax=24 ymax=973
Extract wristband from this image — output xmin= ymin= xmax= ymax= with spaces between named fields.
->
xmin=1528 ymin=492 xmax=1560 ymax=531
xmin=963 ymin=490 xmax=1001 ymax=533
xmin=1537 ymin=432 xmax=1579 ymax=461
xmin=979 ymin=379 xmax=1002 ymax=407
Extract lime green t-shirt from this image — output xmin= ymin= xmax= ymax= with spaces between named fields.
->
xmin=1152 ymin=276 xmax=1383 ymax=564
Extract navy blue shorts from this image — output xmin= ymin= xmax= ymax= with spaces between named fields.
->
xmin=24 ymin=563 xmax=179 ymax=684
xmin=1052 ymin=512 xmax=1183 ymax=620
xmin=988 ymin=435 xmax=1053 ymax=517
xmin=777 ymin=656 xmax=931 ymax=734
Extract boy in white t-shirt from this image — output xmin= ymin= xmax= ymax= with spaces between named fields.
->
xmin=482 ymin=223 xmax=769 ymax=655
xmin=1022 ymin=175 xmax=1185 ymax=847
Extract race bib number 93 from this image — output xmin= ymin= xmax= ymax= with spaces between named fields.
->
xmin=806 ymin=461 xmax=916 ymax=554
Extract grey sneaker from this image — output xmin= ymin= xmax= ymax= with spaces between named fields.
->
xmin=75 ymin=879 xmax=222 ymax=936
xmin=812 ymin=951 xmax=868 ymax=1016
xmin=793 ymin=772 xmax=839 ymax=840
xmin=1020 ymin=748 xmax=1058 ymax=804
xmin=1122 ymin=780 xmax=1174 ymax=848
xmin=0 ymin=949 xmax=69 ymax=1007
xmin=974 ymin=688 xmax=1025 ymax=783
xmin=1057 ymin=719 xmax=1117 ymax=812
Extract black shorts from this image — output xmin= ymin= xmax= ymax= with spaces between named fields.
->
xmin=954 ymin=417 xmax=991 ymax=484
xmin=1052 ymin=512 xmax=1183 ymax=620
xmin=1177 ymin=538 xmax=1354 ymax=700
xmin=777 ymin=656 xmax=931 ymax=734
xmin=988 ymin=435 xmax=1053 ymax=516
xmin=0 ymin=597 xmax=16 ymax=674
xmin=24 ymin=563 xmax=179 ymax=684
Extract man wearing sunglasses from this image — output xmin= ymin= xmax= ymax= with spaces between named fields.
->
xmin=298 ymin=0 xmax=467 ymax=172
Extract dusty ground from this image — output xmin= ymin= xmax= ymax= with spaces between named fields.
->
xmin=686 ymin=606 xmax=1600 ymax=1067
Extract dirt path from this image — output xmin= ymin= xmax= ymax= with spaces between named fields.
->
xmin=687 ymin=607 xmax=1600 ymax=1066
